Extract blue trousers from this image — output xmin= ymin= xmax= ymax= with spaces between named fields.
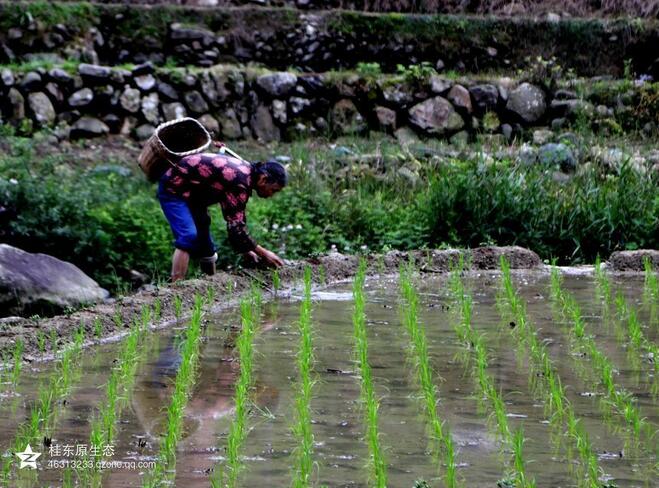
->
xmin=157 ymin=180 xmax=216 ymax=259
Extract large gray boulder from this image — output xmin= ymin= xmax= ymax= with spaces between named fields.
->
xmin=70 ymin=116 xmax=110 ymax=138
xmin=408 ymin=96 xmax=464 ymax=135
xmin=507 ymin=82 xmax=546 ymax=123
xmin=0 ymin=244 xmax=108 ymax=317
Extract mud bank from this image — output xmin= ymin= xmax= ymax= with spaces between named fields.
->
xmin=0 ymin=245 xmax=650 ymax=362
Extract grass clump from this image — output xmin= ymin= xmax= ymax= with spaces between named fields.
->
xmin=399 ymin=264 xmax=460 ymax=488
xmin=211 ymin=287 xmax=262 ymax=488
xmin=352 ymin=259 xmax=387 ymax=488
xmin=291 ymin=266 xmax=316 ymax=487
xmin=643 ymin=258 xmax=658 ymax=329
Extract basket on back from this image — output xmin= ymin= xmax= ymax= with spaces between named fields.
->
xmin=138 ymin=117 xmax=211 ymax=182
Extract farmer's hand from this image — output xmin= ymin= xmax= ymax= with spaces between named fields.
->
xmin=243 ymin=250 xmax=260 ymax=265
xmin=212 ymin=140 xmax=225 ymax=149
xmin=255 ymin=245 xmax=284 ymax=268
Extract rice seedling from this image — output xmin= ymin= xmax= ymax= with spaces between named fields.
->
xmin=113 ymin=308 xmax=123 ymax=329
xmin=399 ymin=265 xmax=460 ymax=488
xmin=498 ymin=257 xmax=606 ymax=488
xmin=211 ymin=287 xmax=262 ymax=488
xmin=143 ymin=296 xmax=205 ymax=487
xmin=353 ymin=259 xmax=387 ymax=488
xmin=206 ymin=285 xmax=216 ymax=307
xmin=445 ymin=262 xmax=536 ymax=488
xmin=318 ymin=264 xmax=326 ymax=285
xmin=1 ymin=326 xmax=86 ymax=483
xmin=93 ymin=318 xmax=103 ymax=340
xmin=174 ymin=295 xmax=183 ymax=321
xmin=642 ymin=258 xmax=658 ymax=329
xmin=49 ymin=328 xmax=58 ymax=353
xmin=291 ymin=266 xmax=316 ymax=487
xmin=550 ymin=266 xmax=651 ymax=442
xmin=153 ymin=296 xmax=162 ymax=322
xmin=36 ymin=330 xmax=46 ymax=354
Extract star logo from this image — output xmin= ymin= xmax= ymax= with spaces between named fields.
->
xmin=15 ymin=444 xmax=41 ymax=469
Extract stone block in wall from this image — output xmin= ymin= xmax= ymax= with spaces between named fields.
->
xmin=183 ymin=90 xmax=209 ymax=114
xmin=161 ymin=102 xmax=187 ymax=121
xmin=256 ymin=72 xmax=297 ymax=98
xmin=71 ymin=116 xmax=110 ymax=138
xmin=375 ymin=106 xmax=396 ymax=132
xmin=331 ymin=99 xmax=366 ymax=135
xmin=250 ymin=104 xmax=280 ymax=142
xmin=506 ymin=82 xmax=546 ymax=123
xmin=469 ymin=84 xmax=499 ymax=113
xmin=27 ymin=92 xmax=56 ymax=127
xmin=447 ymin=84 xmax=472 ymax=114
xmin=78 ymin=63 xmax=113 ymax=84
xmin=408 ymin=96 xmax=464 ymax=135
xmin=220 ymin=108 xmax=242 ymax=139
xmin=120 ymin=87 xmax=141 ymax=113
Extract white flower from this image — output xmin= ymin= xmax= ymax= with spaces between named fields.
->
xmin=286 ymin=224 xmax=294 ymax=231
xmin=360 ymin=245 xmax=368 ymax=251
xmin=295 ymin=224 xmax=302 ymax=230
xmin=330 ymin=244 xmax=337 ymax=251
xmin=272 ymin=223 xmax=279 ymax=230
xmin=9 ymin=178 xmax=18 ymax=185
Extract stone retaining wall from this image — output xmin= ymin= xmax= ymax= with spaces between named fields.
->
xmin=2 ymin=62 xmax=657 ymax=144
xmin=1 ymin=3 xmax=658 ymax=76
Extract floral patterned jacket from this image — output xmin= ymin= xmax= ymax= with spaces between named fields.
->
xmin=160 ymin=153 xmax=257 ymax=253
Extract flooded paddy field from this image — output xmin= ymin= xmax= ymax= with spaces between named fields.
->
xmin=1 ymin=264 xmax=657 ymax=487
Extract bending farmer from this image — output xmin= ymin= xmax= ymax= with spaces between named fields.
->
xmin=158 ymin=144 xmax=287 ymax=281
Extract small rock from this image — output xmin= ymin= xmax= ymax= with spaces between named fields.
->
xmin=469 ymin=84 xmax=499 ymax=113
xmin=250 ymin=104 xmax=280 ymax=142
xmin=141 ymin=92 xmax=160 ymax=125
xmin=78 ymin=63 xmax=113 ymax=84
xmin=447 ymin=84 xmax=472 ymax=113
xmin=70 ymin=116 xmax=110 ymax=138
xmin=272 ymin=99 xmax=287 ymax=124
xmin=532 ymin=129 xmax=553 ymax=145
xmin=0 ymin=68 xmax=14 ymax=87
xmin=331 ymin=99 xmax=366 ymax=135
xmin=20 ymin=71 xmax=42 ymax=91
xmin=183 ymin=90 xmax=209 ymax=114
xmin=68 ymin=88 xmax=94 ymax=108
xmin=450 ymin=130 xmax=469 ymax=147
xmin=220 ymin=108 xmax=242 ymax=139
xmin=161 ymin=102 xmax=187 ymax=121
xmin=157 ymin=82 xmax=179 ymax=101
xmin=429 ymin=75 xmax=453 ymax=95
xmin=134 ymin=74 xmax=156 ymax=92
xmin=197 ymin=114 xmax=220 ymax=136
xmin=289 ymin=97 xmax=311 ymax=115
xmin=27 ymin=92 xmax=56 ymax=126
xmin=394 ymin=126 xmax=421 ymax=147
xmin=501 ymin=123 xmax=513 ymax=141
xmin=134 ymin=124 xmax=155 ymax=141
xmin=538 ymin=143 xmax=577 ymax=172
xmin=120 ymin=87 xmax=141 ymax=113
xmin=375 ymin=106 xmax=396 ymax=131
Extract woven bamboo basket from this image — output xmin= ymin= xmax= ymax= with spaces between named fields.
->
xmin=138 ymin=117 xmax=211 ymax=182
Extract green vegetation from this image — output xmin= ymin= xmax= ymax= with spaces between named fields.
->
xmin=211 ymin=287 xmax=262 ymax=487
xmin=1 ymin=134 xmax=656 ymax=295
xmin=352 ymin=260 xmax=387 ymax=487
xmin=80 ymin=306 xmax=152 ymax=486
xmin=10 ymin=339 xmax=23 ymax=386
xmin=399 ymin=264 xmax=460 ymax=487
xmin=446 ymin=259 xmax=535 ymax=488
xmin=1 ymin=327 xmax=85 ymax=483
xmin=550 ymin=267 xmax=650 ymax=441
xmin=643 ymin=258 xmax=658 ymax=329
xmin=143 ymin=296 xmax=204 ymax=487
xmin=498 ymin=257 xmax=606 ymax=488
xmin=291 ymin=266 xmax=315 ymax=487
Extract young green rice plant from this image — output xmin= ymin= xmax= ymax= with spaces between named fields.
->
xmin=399 ymin=265 xmax=460 ymax=488
xmin=353 ymin=260 xmax=387 ymax=488
xmin=499 ymin=257 xmax=606 ymax=488
xmin=291 ymin=266 xmax=316 ymax=487
xmin=141 ymin=296 xmax=204 ymax=487
xmin=643 ymin=258 xmax=658 ymax=329
xmin=93 ymin=318 xmax=103 ymax=340
xmin=113 ymin=308 xmax=123 ymax=329
xmin=49 ymin=328 xmax=58 ymax=353
xmin=153 ymin=296 xmax=162 ymax=322
xmin=318 ymin=264 xmax=326 ymax=285
xmin=446 ymin=266 xmax=536 ymax=488
xmin=36 ymin=330 xmax=46 ymax=354
xmin=211 ymin=287 xmax=262 ymax=488
xmin=174 ymin=295 xmax=183 ymax=321
xmin=206 ymin=286 xmax=216 ymax=308
xmin=1 ymin=327 xmax=86 ymax=483
xmin=550 ymin=266 xmax=651 ymax=442
xmin=77 ymin=306 xmax=154 ymax=486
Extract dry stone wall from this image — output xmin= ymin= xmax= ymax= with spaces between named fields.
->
xmin=1 ymin=62 xmax=656 ymax=144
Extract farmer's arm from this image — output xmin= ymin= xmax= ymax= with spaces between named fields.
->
xmin=220 ymin=193 xmax=284 ymax=267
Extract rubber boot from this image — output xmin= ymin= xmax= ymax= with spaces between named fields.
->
xmin=199 ymin=253 xmax=217 ymax=276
